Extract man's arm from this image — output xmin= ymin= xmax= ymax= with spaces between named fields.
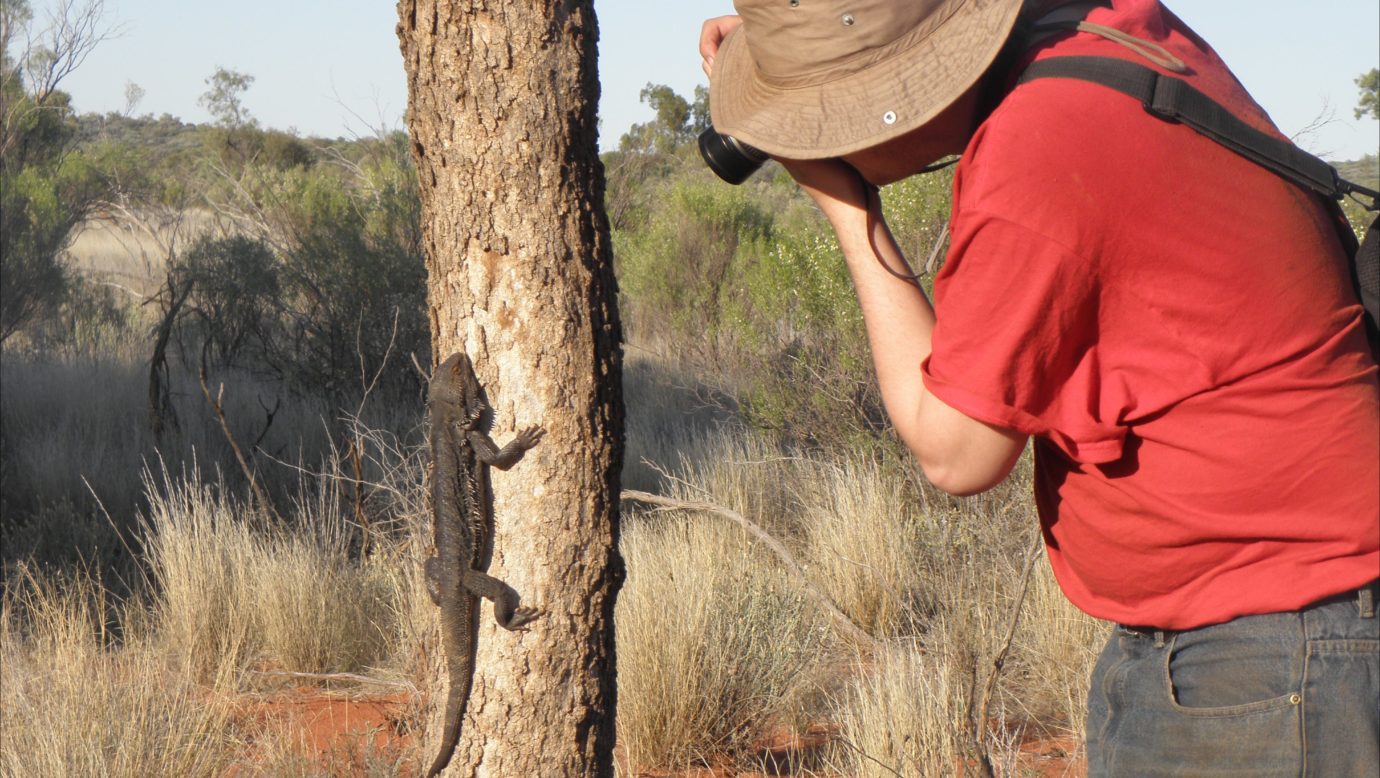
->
xmin=785 ymin=158 xmax=1027 ymax=495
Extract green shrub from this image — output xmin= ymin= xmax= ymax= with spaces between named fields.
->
xmin=616 ymin=176 xmax=774 ymax=348
xmin=178 ymin=233 xmax=282 ymax=365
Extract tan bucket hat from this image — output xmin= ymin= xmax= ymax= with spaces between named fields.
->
xmin=709 ymin=0 xmax=1026 ymax=159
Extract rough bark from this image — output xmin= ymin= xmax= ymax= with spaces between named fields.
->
xmin=396 ymin=2 xmax=624 ymax=776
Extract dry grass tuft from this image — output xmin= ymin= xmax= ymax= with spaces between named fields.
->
xmin=143 ymin=468 xmax=407 ymax=687
xmin=1002 ymin=562 xmax=1108 ymax=739
xmin=828 ymin=642 xmax=962 ymax=778
xmin=796 ymin=453 xmax=933 ymax=640
xmin=0 ymin=566 xmax=240 ymax=777
xmin=142 ymin=471 xmax=261 ymax=687
xmin=616 ymin=508 xmax=827 ymax=770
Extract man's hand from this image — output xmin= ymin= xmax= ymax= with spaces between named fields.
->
xmin=700 ymin=15 xmax=743 ymax=77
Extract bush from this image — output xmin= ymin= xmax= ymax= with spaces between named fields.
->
xmin=611 ymin=156 xmax=956 ymax=452
xmin=616 ymin=176 xmax=774 ymax=351
xmin=177 ymin=233 xmax=281 ymax=365
xmin=187 ymin=133 xmax=429 ymax=399
xmin=0 ymin=83 xmax=108 ymax=343
xmin=274 ymin=165 xmax=427 ymax=397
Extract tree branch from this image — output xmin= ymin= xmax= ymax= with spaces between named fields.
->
xmin=970 ymin=537 xmax=1044 ymax=778
xmin=621 ymin=488 xmax=879 ymax=649
xmin=198 ymin=361 xmax=281 ymax=522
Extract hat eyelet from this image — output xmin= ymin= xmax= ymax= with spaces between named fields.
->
xmin=788 ymin=0 xmax=799 ymax=6
xmin=841 ymin=13 xmax=855 ymax=26
xmin=882 ymin=110 xmax=897 ymax=125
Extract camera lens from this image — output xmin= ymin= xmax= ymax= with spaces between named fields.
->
xmin=698 ymin=128 xmax=769 ymax=185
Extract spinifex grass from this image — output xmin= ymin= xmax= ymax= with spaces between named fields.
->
xmin=0 ymin=565 xmax=240 ymax=778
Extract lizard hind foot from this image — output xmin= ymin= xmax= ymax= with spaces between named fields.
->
xmin=501 ymin=606 xmax=542 ymax=631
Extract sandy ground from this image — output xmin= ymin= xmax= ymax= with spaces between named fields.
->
xmin=227 ymin=688 xmax=417 ymax=776
xmin=225 ymin=687 xmax=1084 ymax=777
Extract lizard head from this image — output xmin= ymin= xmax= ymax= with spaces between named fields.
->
xmin=430 ymin=352 xmax=489 ymax=430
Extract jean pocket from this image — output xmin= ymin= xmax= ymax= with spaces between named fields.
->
xmin=1162 ymin=624 xmax=1305 ymax=717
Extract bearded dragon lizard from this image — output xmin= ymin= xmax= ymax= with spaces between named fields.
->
xmin=424 ymin=352 xmax=543 ymax=777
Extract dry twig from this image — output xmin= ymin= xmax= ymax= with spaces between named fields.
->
xmin=249 ymin=669 xmax=417 ymax=692
xmin=198 ymin=362 xmax=281 ymax=522
xmin=970 ymin=536 xmax=1044 ymax=778
xmin=621 ymin=488 xmax=879 ymax=650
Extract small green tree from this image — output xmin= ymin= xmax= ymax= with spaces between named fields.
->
xmin=0 ymin=0 xmax=112 ymax=342
xmin=616 ymin=177 xmax=773 ymax=346
xmin=1355 ymin=68 xmax=1378 ymax=121
xmin=177 ymin=234 xmax=282 ymax=364
xmin=604 ymin=84 xmax=706 ymax=230
xmin=199 ymin=67 xmax=256 ymax=129
xmin=619 ymin=83 xmax=694 ymax=155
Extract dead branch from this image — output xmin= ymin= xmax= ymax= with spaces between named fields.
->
xmin=349 ymin=436 xmax=371 ymax=557
xmin=147 ymin=274 xmax=192 ymax=441
xmin=970 ymin=537 xmax=1044 ymax=778
xmin=249 ymin=669 xmax=416 ymax=692
xmin=198 ymin=361 xmax=281 ymax=523
xmin=249 ymin=394 xmax=281 ymax=451
xmin=621 ymin=488 xmax=879 ymax=650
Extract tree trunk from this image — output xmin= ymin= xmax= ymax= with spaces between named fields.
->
xmin=396 ymin=2 xmax=624 ymax=776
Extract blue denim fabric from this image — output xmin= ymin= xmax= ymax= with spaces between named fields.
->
xmin=1086 ymin=582 xmax=1380 ymax=777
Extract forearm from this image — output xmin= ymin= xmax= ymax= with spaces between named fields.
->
xmin=821 ymin=196 xmax=937 ymax=431
xmin=818 ymin=195 xmax=942 ymax=441
xmin=818 ymin=193 xmax=1026 ymax=494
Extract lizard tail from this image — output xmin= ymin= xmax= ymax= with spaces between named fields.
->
xmin=425 ymin=658 xmax=473 ymax=778
xmin=419 ymin=637 xmax=474 ymax=778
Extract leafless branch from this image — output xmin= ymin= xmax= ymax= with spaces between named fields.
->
xmin=621 ymin=488 xmax=879 ymax=649
xmin=1 ymin=0 xmax=119 ymax=166
xmin=970 ymin=537 xmax=1044 ymax=778
xmin=198 ymin=360 xmax=281 ymax=522
xmin=1290 ymin=97 xmax=1339 ymax=159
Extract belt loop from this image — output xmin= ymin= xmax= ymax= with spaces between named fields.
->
xmin=1360 ymin=585 xmax=1375 ymax=619
xmin=1153 ymin=630 xmax=1167 ymax=648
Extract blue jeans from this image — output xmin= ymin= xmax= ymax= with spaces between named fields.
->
xmin=1086 ymin=581 xmax=1380 ymax=777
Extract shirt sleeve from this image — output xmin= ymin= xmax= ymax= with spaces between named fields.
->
xmin=921 ymin=210 xmax=1127 ymax=464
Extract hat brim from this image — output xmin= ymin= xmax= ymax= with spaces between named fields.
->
xmin=709 ymin=0 xmax=1025 ymax=159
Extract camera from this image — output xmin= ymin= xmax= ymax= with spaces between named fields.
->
xmin=698 ymin=128 xmax=769 ymax=185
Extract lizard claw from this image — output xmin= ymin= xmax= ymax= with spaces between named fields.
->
xmin=504 ymin=606 xmax=543 ymax=631
xmin=515 ymin=425 xmax=546 ymax=449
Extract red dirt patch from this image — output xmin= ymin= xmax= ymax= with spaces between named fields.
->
xmin=1016 ymin=735 xmax=1086 ymax=778
xmin=225 ymin=686 xmax=418 ymax=776
xmin=223 ymin=688 xmax=1082 ymax=777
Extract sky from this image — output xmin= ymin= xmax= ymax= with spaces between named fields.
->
xmin=38 ymin=0 xmax=1380 ymax=160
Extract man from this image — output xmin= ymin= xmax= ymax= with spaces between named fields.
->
xmin=700 ymin=0 xmax=1379 ymax=774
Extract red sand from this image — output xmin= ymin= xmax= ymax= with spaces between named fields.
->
xmin=224 ymin=688 xmax=1082 ymax=777
xmin=225 ymin=687 xmax=416 ymax=777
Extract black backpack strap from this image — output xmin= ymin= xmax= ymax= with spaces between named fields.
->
xmin=1018 ymin=56 xmax=1379 ymax=209
xmin=1019 ymin=54 xmax=1380 ymax=357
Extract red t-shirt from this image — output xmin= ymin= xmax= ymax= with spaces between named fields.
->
xmin=921 ymin=0 xmax=1380 ymax=629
